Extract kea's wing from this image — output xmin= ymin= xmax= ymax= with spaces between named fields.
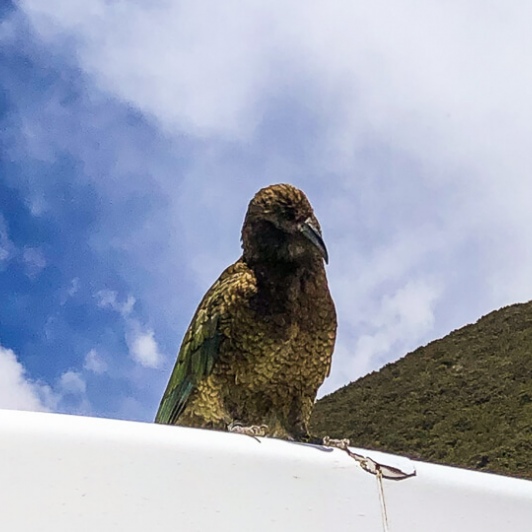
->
xmin=155 ymin=261 xmax=256 ymax=425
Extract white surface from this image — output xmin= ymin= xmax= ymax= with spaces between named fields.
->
xmin=0 ymin=409 xmax=531 ymax=532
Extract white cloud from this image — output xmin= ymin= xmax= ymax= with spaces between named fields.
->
xmin=354 ymin=279 xmax=441 ymax=371
xmin=0 ymin=345 xmax=94 ymax=416
xmin=59 ymin=277 xmax=81 ymax=306
xmin=0 ymin=214 xmax=15 ymax=265
xmin=14 ymin=0 xmax=532 ymax=397
xmin=19 ymin=0 xmax=280 ymax=139
xmin=0 ymin=345 xmax=55 ymax=412
xmin=83 ymin=348 xmax=107 ymax=374
xmin=55 ymin=370 xmax=91 ymax=415
xmin=96 ymin=289 xmax=118 ymax=308
xmin=58 ymin=370 xmax=86 ymax=395
xmin=96 ymin=289 xmax=136 ymax=317
xmin=127 ymin=327 xmax=163 ymax=369
xmin=68 ymin=277 xmax=80 ymax=297
xmin=95 ymin=288 xmax=163 ymax=368
xmin=22 ymin=246 xmax=47 ymax=279
xmin=321 ymin=278 xmax=441 ymax=395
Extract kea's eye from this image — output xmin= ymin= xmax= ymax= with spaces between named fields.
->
xmin=284 ymin=209 xmax=296 ymax=222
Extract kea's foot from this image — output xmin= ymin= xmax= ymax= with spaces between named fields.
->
xmin=322 ymin=436 xmax=351 ymax=450
xmin=291 ymin=432 xmax=349 ymax=447
xmin=228 ymin=422 xmax=269 ymax=438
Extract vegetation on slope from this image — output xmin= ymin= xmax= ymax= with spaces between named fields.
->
xmin=311 ymin=301 xmax=532 ymax=479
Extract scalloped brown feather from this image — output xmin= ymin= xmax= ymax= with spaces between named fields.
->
xmin=155 ymin=184 xmax=337 ymax=440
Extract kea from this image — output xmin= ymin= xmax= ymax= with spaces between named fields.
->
xmin=155 ymin=183 xmax=336 ymax=440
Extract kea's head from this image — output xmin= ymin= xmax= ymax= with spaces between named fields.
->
xmin=241 ymin=184 xmax=328 ymax=265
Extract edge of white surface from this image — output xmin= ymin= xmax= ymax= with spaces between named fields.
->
xmin=1 ymin=407 xmax=531 ymax=488
xmin=2 ymin=408 xmax=532 ymax=532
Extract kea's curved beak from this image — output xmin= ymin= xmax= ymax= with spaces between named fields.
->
xmin=300 ymin=218 xmax=329 ymax=264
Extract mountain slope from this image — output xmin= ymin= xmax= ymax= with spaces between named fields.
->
xmin=311 ymin=301 xmax=532 ymax=479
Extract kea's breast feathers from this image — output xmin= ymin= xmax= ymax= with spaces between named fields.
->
xmin=218 ymin=268 xmax=336 ymax=393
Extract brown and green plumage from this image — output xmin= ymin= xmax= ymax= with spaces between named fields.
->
xmin=155 ymin=184 xmax=336 ymax=440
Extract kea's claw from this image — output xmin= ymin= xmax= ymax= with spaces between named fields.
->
xmin=322 ymin=436 xmax=351 ymax=450
xmin=228 ymin=422 xmax=269 ymax=438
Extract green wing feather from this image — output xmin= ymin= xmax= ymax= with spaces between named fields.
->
xmin=155 ymin=313 xmax=221 ymax=425
xmin=155 ymin=262 xmax=254 ymax=425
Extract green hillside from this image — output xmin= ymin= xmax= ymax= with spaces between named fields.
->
xmin=311 ymin=301 xmax=532 ymax=479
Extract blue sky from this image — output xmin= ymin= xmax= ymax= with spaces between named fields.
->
xmin=2 ymin=0 xmax=532 ymax=422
